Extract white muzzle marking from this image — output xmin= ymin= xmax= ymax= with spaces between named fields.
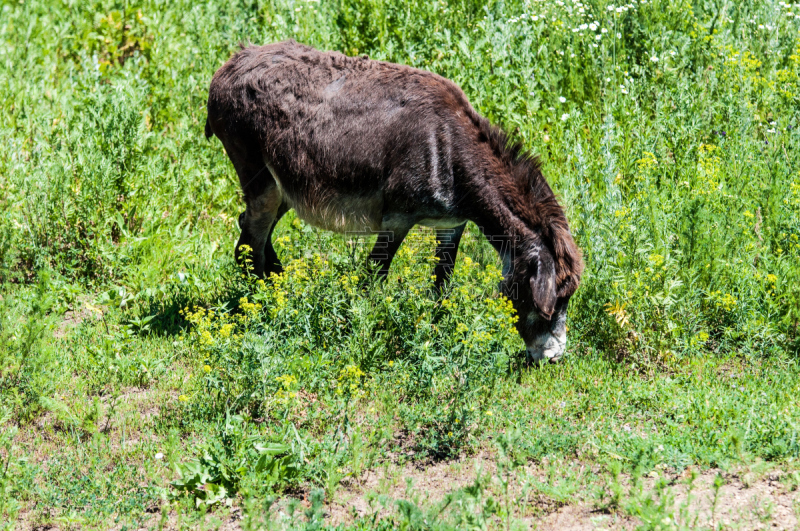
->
xmin=526 ymin=330 xmax=567 ymax=363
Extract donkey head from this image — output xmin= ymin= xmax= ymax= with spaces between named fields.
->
xmin=504 ymin=235 xmax=581 ymax=363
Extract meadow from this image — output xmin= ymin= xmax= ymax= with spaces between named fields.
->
xmin=1 ymin=0 xmax=800 ymax=528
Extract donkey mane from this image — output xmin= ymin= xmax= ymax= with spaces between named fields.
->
xmin=467 ymin=111 xmax=584 ymax=297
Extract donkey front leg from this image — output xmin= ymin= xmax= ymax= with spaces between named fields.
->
xmin=433 ymin=222 xmax=467 ymax=292
xmin=366 ymin=228 xmax=410 ymax=282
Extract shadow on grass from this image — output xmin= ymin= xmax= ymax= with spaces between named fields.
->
xmin=130 ymin=271 xmax=251 ymax=337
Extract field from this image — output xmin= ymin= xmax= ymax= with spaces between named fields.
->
xmin=2 ymin=0 xmax=800 ymax=528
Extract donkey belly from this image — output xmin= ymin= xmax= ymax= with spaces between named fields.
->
xmin=289 ymin=192 xmax=385 ymax=233
xmin=269 ymin=163 xmax=465 ymax=235
xmin=418 ymin=218 xmax=467 ymax=229
xmin=267 ymin=163 xmax=385 ymax=233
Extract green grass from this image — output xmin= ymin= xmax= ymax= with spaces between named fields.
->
xmin=2 ymin=0 xmax=800 ymax=529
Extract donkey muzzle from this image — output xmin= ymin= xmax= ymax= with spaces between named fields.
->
xmin=526 ymin=330 xmax=566 ymax=363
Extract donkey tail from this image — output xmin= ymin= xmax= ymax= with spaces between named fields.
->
xmin=204 ymin=116 xmax=214 ymax=140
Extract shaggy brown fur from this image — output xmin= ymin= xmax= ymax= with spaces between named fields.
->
xmin=206 ymin=40 xmax=584 ymax=361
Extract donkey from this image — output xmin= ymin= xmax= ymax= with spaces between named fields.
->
xmin=205 ymin=40 xmax=584 ymax=362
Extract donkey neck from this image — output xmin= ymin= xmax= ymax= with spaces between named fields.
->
xmin=467 ymin=179 xmax=542 ymax=279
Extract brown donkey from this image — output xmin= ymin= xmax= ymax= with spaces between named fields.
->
xmin=205 ymin=41 xmax=584 ymax=362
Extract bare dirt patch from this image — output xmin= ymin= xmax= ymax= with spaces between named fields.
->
xmin=324 ymin=458 xmax=800 ymax=530
xmin=327 ymin=451 xmax=498 ymax=525
xmin=669 ymin=468 xmax=799 ymax=530
xmin=534 ymin=505 xmax=636 ymax=531
xmin=53 ymin=299 xmax=103 ymax=339
xmin=322 ymin=454 xmax=636 ymax=530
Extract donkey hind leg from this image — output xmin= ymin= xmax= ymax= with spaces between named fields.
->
xmin=366 ymin=227 xmax=410 ymax=282
xmin=262 ymin=201 xmax=289 ymax=276
xmin=433 ymin=222 xmax=467 ymax=293
xmin=235 ymin=183 xmax=284 ymax=278
xmin=225 ymin=141 xmax=285 ymax=278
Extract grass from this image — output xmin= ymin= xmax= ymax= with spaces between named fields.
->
xmin=1 ymin=0 xmax=800 ymax=528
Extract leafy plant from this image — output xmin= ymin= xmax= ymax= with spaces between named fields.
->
xmin=0 ymin=273 xmax=57 ymax=421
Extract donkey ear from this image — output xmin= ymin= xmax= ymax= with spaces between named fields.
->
xmin=530 ymin=249 xmax=557 ymax=320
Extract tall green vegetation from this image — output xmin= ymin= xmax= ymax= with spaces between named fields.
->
xmin=2 ymin=0 xmax=798 ymax=359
